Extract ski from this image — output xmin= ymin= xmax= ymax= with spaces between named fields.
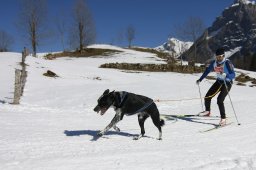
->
xmin=200 ymin=122 xmax=233 ymax=133
xmin=168 ymin=114 xmax=219 ymax=118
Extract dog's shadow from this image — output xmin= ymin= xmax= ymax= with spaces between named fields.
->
xmin=0 ymin=99 xmax=6 ymax=104
xmin=64 ymin=129 xmax=137 ymax=141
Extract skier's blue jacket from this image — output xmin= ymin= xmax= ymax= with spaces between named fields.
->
xmin=198 ymin=59 xmax=235 ymax=83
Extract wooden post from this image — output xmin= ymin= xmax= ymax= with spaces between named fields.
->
xmin=21 ymin=51 xmax=25 ymax=65
xmin=13 ymin=69 xmax=22 ymax=104
xmin=12 ymin=48 xmax=28 ymax=104
xmin=20 ymin=70 xmax=27 ymax=96
xmin=20 ymin=47 xmax=28 ymax=96
xmin=20 ymin=56 xmax=27 ymax=96
xmin=21 ymin=47 xmax=28 ymax=65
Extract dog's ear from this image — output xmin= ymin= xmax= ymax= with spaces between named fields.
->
xmin=109 ymin=90 xmax=115 ymax=98
xmin=103 ymin=89 xmax=109 ymax=95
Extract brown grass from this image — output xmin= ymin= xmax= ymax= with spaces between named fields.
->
xmin=44 ymin=48 xmax=122 ymax=60
xmin=100 ymin=62 xmax=204 ymax=73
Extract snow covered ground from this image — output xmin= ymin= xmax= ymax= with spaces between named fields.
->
xmin=1 ymin=45 xmax=256 ymax=170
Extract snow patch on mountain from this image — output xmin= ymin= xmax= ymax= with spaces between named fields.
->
xmin=155 ymin=38 xmax=193 ymax=58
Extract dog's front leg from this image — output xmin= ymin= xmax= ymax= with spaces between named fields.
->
xmin=97 ymin=114 xmax=121 ymax=137
xmin=113 ymin=125 xmax=120 ymax=132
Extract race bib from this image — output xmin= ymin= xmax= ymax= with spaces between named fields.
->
xmin=214 ymin=66 xmax=224 ymax=73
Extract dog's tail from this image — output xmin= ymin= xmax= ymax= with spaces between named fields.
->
xmin=160 ymin=119 xmax=165 ymax=126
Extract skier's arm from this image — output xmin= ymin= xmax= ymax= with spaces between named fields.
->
xmin=198 ymin=61 xmax=214 ymax=82
xmin=225 ymin=60 xmax=236 ymax=81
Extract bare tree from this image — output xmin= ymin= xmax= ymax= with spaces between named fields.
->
xmin=55 ymin=9 xmax=68 ymax=51
xmin=110 ymin=29 xmax=125 ymax=46
xmin=0 ymin=30 xmax=14 ymax=52
xmin=70 ymin=0 xmax=96 ymax=52
xmin=178 ymin=43 xmax=187 ymax=66
xmin=175 ymin=17 xmax=205 ymax=62
xmin=126 ymin=25 xmax=135 ymax=48
xmin=116 ymin=29 xmax=125 ymax=45
xmin=17 ymin=0 xmax=48 ymax=57
xmin=110 ymin=28 xmax=125 ymax=46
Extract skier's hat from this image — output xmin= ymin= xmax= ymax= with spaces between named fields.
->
xmin=215 ymin=48 xmax=225 ymax=56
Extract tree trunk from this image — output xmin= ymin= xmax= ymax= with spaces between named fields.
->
xmin=32 ymin=22 xmax=37 ymax=57
xmin=79 ymin=22 xmax=84 ymax=52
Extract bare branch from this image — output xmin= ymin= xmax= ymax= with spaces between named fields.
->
xmin=0 ymin=30 xmax=14 ymax=52
xmin=70 ymin=0 xmax=96 ymax=52
xmin=55 ymin=8 xmax=68 ymax=51
xmin=17 ymin=0 xmax=48 ymax=56
xmin=126 ymin=25 xmax=135 ymax=48
xmin=174 ymin=17 xmax=206 ymax=62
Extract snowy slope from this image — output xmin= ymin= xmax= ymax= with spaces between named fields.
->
xmin=0 ymin=45 xmax=256 ymax=170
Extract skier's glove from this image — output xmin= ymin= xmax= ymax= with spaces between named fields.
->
xmin=220 ymin=73 xmax=226 ymax=79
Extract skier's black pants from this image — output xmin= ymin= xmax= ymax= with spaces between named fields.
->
xmin=205 ymin=80 xmax=232 ymax=119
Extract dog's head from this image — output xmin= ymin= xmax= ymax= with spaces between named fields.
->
xmin=94 ymin=89 xmax=115 ymax=115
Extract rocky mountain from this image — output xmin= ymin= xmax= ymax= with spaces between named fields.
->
xmin=155 ymin=38 xmax=192 ymax=58
xmin=184 ymin=0 xmax=256 ymax=71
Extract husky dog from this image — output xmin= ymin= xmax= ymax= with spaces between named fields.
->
xmin=94 ymin=89 xmax=164 ymax=140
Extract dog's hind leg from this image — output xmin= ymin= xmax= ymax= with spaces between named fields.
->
xmin=150 ymin=112 xmax=163 ymax=140
xmin=133 ymin=113 xmax=149 ymax=140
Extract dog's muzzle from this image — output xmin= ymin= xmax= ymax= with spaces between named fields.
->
xmin=94 ymin=105 xmax=107 ymax=115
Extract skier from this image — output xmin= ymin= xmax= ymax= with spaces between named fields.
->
xmin=196 ymin=48 xmax=236 ymax=126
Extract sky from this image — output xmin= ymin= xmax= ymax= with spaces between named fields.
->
xmin=0 ymin=0 xmax=235 ymax=52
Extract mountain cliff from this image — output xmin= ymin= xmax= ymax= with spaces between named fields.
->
xmin=184 ymin=0 xmax=256 ymax=71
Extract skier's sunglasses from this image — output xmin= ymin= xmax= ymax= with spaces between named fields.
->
xmin=216 ymin=54 xmax=224 ymax=58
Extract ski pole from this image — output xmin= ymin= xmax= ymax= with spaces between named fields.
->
xmin=197 ymin=84 xmax=204 ymax=112
xmin=223 ymin=80 xmax=241 ymax=125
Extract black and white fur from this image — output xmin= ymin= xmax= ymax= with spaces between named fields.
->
xmin=93 ymin=89 xmax=165 ymax=140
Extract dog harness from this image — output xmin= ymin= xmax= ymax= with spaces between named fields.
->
xmin=116 ymin=92 xmax=128 ymax=108
xmin=116 ymin=92 xmax=154 ymax=115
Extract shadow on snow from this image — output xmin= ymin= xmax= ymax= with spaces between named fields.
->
xmin=161 ymin=114 xmax=219 ymax=126
xmin=64 ymin=129 xmax=138 ymax=141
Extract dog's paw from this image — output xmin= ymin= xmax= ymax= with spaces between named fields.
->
xmin=133 ymin=134 xmax=143 ymax=140
xmin=113 ymin=126 xmax=120 ymax=132
xmin=97 ymin=132 xmax=104 ymax=137
xmin=133 ymin=136 xmax=139 ymax=140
